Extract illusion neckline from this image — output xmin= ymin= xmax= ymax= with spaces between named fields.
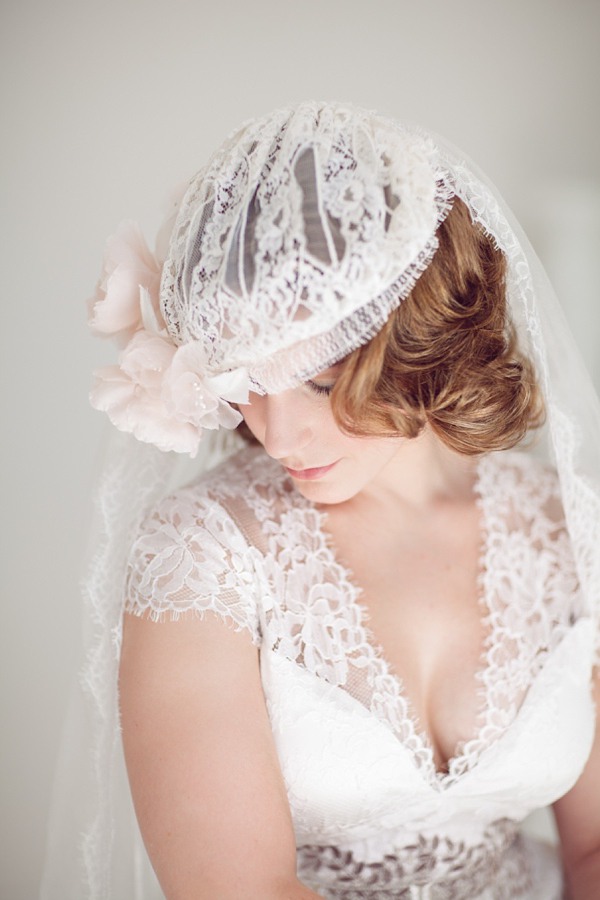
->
xmin=285 ymin=452 xmax=504 ymax=789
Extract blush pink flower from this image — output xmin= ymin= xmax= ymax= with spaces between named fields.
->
xmin=87 ymin=220 xmax=164 ymax=342
xmin=91 ymin=365 xmax=198 ymax=453
xmin=90 ymin=332 xmax=249 ymax=456
xmin=87 ymin=216 xmax=251 ymax=455
xmin=120 ymin=330 xmax=175 ymax=390
xmin=163 ymin=342 xmax=248 ymax=432
xmin=90 ymin=332 xmax=197 ymax=454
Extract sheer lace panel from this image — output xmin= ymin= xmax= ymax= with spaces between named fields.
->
xmin=160 ymin=103 xmax=454 ymax=394
xmin=125 ymin=481 xmax=262 ymax=643
xmin=125 ymin=445 xmax=584 ymax=791
xmin=264 ymin=450 xmax=583 ymax=787
xmin=465 ymin=453 xmax=585 ymax=775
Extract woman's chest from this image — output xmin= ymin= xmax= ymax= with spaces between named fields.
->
xmin=319 ymin=497 xmax=484 ymax=770
xmin=245 ymin=451 xmax=593 ymax=850
xmin=259 ymin=457 xmax=583 ymax=785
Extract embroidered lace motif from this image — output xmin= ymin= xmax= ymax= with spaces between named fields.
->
xmin=126 ymin=445 xmax=583 ymax=791
xmin=160 ymin=103 xmax=454 ymax=394
xmin=125 ymin=484 xmax=263 ymax=642
xmin=122 ymin=445 xmax=586 ymax=896
xmin=297 ymin=820 xmax=532 ymax=899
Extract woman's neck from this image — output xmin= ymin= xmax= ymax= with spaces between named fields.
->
xmin=354 ymin=427 xmax=478 ymax=512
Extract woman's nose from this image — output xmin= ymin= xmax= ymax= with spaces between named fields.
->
xmin=261 ymin=391 xmax=313 ymax=461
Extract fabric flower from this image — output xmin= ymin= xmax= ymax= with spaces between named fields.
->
xmin=87 ymin=214 xmax=251 ymax=455
xmin=87 ymin=220 xmax=164 ymax=341
xmin=120 ymin=330 xmax=175 ymax=386
xmin=90 ymin=331 xmax=199 ymax=454
xmin=90 ymin=331 xmax=249 ymax=456
xmin=163 ymin=341 xmax=248 ymax=431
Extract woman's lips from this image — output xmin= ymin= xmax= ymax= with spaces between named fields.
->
xmin=285 ymin=460 xmax=339 ymax=480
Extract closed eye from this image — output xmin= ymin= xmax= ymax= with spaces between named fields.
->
xmin=306 ymin=380 xmax=335 ymax=397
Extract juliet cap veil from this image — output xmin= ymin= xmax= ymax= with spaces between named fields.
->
xmin=89 ymin=104 xmax=454 ymax=455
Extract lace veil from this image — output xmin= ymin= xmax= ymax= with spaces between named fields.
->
xmin=40 ymin=102 xmax=600 ymax=899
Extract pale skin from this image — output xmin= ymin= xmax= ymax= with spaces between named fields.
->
xmin=120 ymin=365 xmax=600 ymax=900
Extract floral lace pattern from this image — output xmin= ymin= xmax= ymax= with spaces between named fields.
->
xmin=160 ymin=103 xmax=454 ymax=394
xmin=126 ymin=475 xmax=263 ymax=641
xmin=128 ymin=445 xmax=583 ymax=784
xmin=297 ymin=820 xmax=533 ymax=899
xmin=445 ymin=151 xmax=600 ymax=669
xmin=450 ymin=453 xmax=584 ymax=781
xmin=124 ymin=444 xmax=586 ymax=896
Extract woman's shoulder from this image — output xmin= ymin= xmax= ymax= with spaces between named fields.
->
xmin=480 ymin=449 xmax=582 ymax=590
xmin=123 ymin=444 xmax=296 ymax=635
xmin=480 ymin=449 xmax=586 ymax=625
xmin=479 ymin=449 xmax=568 ymax=532
xmin=202 ymin=442 xmax=296 ymax=505
xmin=139 ymin=443 xmax=293 ymax=536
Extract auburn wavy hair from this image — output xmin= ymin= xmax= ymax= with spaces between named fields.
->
xmin=329 ymin=196 xmax=545 ymax=455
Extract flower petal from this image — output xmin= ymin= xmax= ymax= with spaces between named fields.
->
xmin=140 ymin=286 xmax=167 ymax=335
xmin=207 ymin=367 xmax=250 ymax=404
xmin=87 ymin=221 xmax=161 ymax=340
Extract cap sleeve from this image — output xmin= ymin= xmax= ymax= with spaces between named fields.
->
xmin=124 ymin=486 xmax=261 ymax=645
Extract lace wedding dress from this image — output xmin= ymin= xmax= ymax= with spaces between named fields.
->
xmin=125 ymin=443 xmax=596 ymax=900
xmin=40 ymin=103 xmax=600 ymax=900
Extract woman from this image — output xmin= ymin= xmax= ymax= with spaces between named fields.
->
xmin=42 ymin=102 xmax=599 ymax=899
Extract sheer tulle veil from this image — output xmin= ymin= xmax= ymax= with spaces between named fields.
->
xmin=40 ymin=103 xmax=600 ymax=899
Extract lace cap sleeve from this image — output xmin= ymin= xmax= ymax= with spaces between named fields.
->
xmin=124 ymin=485 xmax=261 ymax=644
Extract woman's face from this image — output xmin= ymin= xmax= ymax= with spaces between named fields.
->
xmin=238 ymin=365 xmax=407 ymax=505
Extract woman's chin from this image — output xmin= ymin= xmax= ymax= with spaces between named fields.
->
xmin=286 ymin=474 xmax=358 ymax=506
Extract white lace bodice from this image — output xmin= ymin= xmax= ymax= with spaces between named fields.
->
xmin=125 ymin=445 xmax=596 ymax=900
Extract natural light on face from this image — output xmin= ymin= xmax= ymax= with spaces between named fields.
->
xmin=238 ymin=364 xmax=407 ymax=505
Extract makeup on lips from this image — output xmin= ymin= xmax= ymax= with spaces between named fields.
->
xmin=284 ymin=461 xmax=340 ymax=480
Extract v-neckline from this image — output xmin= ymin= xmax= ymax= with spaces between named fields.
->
xmin=296 ymin=453 xmax=496 ymax=790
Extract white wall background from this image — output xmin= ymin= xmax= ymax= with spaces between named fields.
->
xmin=1 ymin=1 xmax=598 ymax=897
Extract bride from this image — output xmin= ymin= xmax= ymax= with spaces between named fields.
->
xmin=43 ymin=102 xmax=600 ymax=899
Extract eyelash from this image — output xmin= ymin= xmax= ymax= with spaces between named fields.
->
xmin=307 ymin=380 xmax=335 ymax=397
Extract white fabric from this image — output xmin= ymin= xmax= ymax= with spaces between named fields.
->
xmin=160 ymin=103 xmax=454 ymax=394
xmin=123 ymin=445 xmax=595 ymax=898
xmin=39 ymin=104 xmax=600 ymax=899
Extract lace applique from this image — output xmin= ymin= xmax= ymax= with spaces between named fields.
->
xmin=260 ymin=500 xmax=436 ymax=775
xmin=125 ymin=445 xmax=584 ymax=789
xmin=124 ymin=479 xmax=262 ymax=643
xmin=453 ymin=453 xmax=584 ymax=780
xmin=260 ymin=450 xmax=583 ymax=787
xmin=160 ymin=103 xmax=454 ymax=394
xmin=297 ymin=820 xmax=533 ymax=899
